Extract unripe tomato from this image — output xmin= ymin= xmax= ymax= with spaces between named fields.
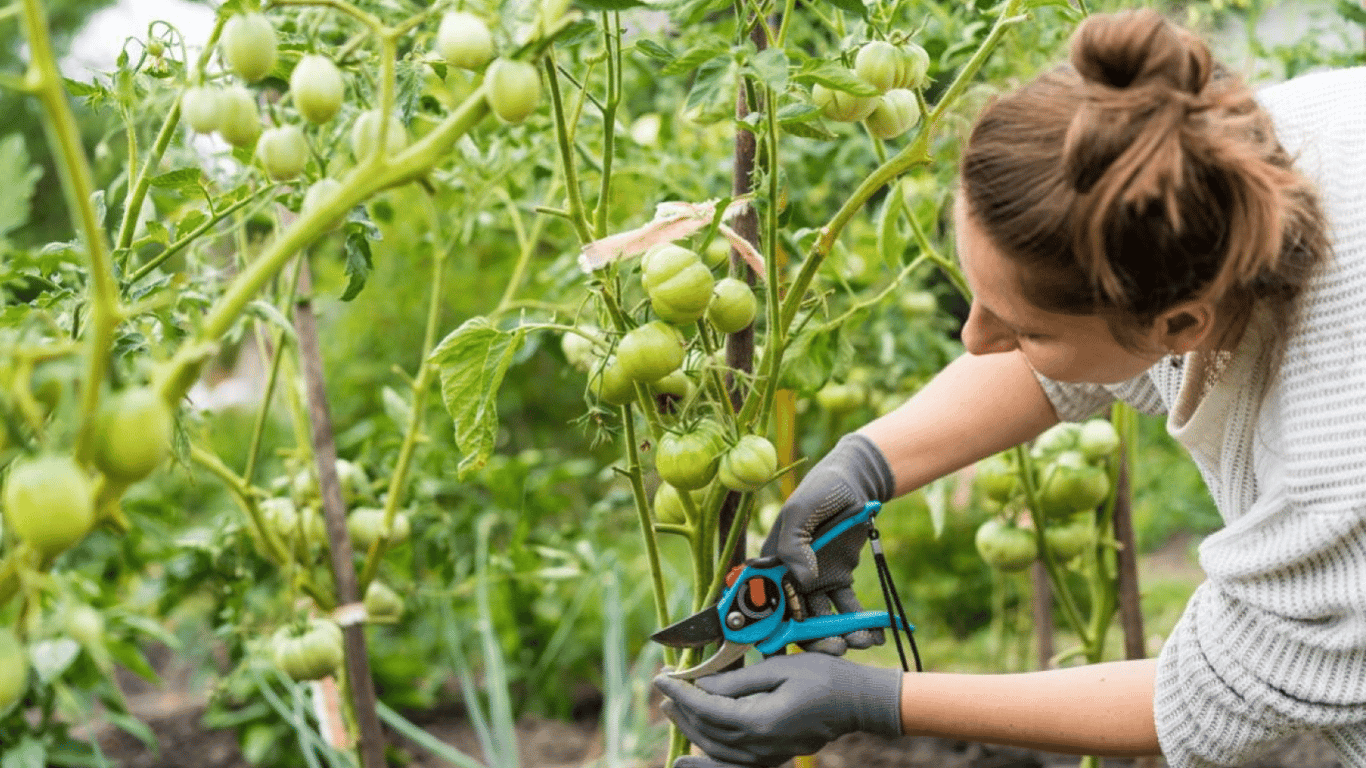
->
xmin=0 ymin=628 xmax=26 ymax=715
xmin=652 ymin=370 xmax=695 ymax=401
xmin=973 ymin=453 xmax=1019 ymax=506
xmin=1044 ymin=515 xmax=1092 ymax=560
xmin=718 ymin=435 xmax=778 ymax=493
xmin=854 ymin=41 xmax=901 ymax=94
xmin=898 ymin=289 xmax=937 ymax=316
xmin=221 ymin=13 xmax=278 ymax=84
xmin=347 ymin=507 xmax=411 ymax=550
xmin=812 ymin=81 xmax=878 ymax=123
xmin=617 ymin=321 xmax=685 ymax=383
xmin=217 ymin=86 xmax=262 ymax=149
xmin=291 ymin=54 xmax=344 ymax=124
xmin=66 ymin=605 xmax=105 ymax=648
xmin=485 ymin=59 xmax=541 ymax=124
xmin=261 ymin=497 xmax=326 ymax=561
xmin=897 ymin=42 xmax=931 ymax=89
xmin=974 ymin=519 xmax=1036 ymax=572
xmin=1037 ymin=451 xmax=1110 ymax=516
xmin=301 ymin=178 xmax=345 ymax=229
xmin=641 ymin=244 xmax=714 ymax=324
xmin=656 ymin=424 xmax=724 ymax=490
xmin=3 ymin=455 xmax=95 ymax=557
xmin=363 ymin=580 xmax=405 ymax=621
xmin=561 ymin=327 xmax=600 ymax=372
xmin=1030 ymin=421 xmax=1081 ymax=463
xmin=864 ymin=89 xmax=921 ymax=140
xmin=653 ymin=482 xmax=702 ymax=526
xmin=272 ymin=619 xmax=343 ymax=682
xmin=94 ymin=387 xmax=174 ymax=483
xmin=591 ymin=356 xmax=636 ymax=406
xmin=814 ymin=381 xmax=866 ymax=414
xmin=350 ymin=110 xmax=408 ymax=160
xmin=256 ymin=125 xmax=309 ymax=181
xmin=707 ymin=277 xmax=758 ymax=334
xmin=436 ymin=12 xmax=494 ymax=70
xmin=181 ymin=86 xmax=223 ymax=134
xmin=1078 ymin=418 xmax=1120 ymax=462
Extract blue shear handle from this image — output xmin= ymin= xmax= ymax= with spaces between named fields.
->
xmin=810 ymin=500 xmax=881 ymax=553
xmin=756 ymin=611 xmax=911 ymax=655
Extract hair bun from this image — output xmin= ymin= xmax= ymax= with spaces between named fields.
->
xmin=1070 ymin=9 xmax=1211 ymax=96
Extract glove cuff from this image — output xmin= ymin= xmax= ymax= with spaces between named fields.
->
xmin=838 ymin=432 xmax=896 ymax=504
xmin=854 ymin=664 xmax=905 ymax=738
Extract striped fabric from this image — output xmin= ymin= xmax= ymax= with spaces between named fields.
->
xmin=1032 ymin=66 xmax=1366 ymax=766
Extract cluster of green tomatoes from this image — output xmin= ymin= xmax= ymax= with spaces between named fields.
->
xmin=178 ymin=9 xmax=542 ymax=190
xmin=814 ymin=40 xmax=931 ymax=139
xmin=972 ymin=418 xmax=1121 ymax=572
xmin=561 ymin=242 xmax=780 ymax=530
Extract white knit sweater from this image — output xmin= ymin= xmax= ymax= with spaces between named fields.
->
xmin=1034 ymin=66 xmax=1366 ymax=767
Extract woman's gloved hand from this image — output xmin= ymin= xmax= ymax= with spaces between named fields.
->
xmin=654 ymin=653 xmax=904 ymax=767
xmin=760 ymin=432 xmax=895 ymax=654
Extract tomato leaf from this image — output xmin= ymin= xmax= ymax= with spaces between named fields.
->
xmin=792 ymin=61 xmax=880 ymax=96
xmin=634 ymin=39 xmax=673 ymax=63
xmin=431 ymin=317 xmax=528 ymax=479
xmin=148 ymin=168 xmax=205 ymax=196
xmin=778 ymin=325 xmax=853 ymax=393
xmin=1339 ymin=0 xmax=1366 ymax=26
xmin=661 ymin=45 xmax=728 ymax=77
xmin=340 ymin=223 xmax=375 ymax=302
xmin=818 ymin=0 xmax=867 ymax=18
xmin=0 ymin=134 xmax=44 ymax=242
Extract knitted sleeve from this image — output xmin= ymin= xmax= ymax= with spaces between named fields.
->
xmin=1032 ymin=370 xmax=1168 ymax=422
xmin=1152 ymin=66 xmax=1366 ymax=768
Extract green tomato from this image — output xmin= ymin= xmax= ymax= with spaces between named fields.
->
xmin=707 ymin=277 xmax=758 ymax=334
xmin=642 ymin=245 xmax=714 ymax=324
xmin=591 ymin=355 xmax=636 ymax=406
xmin=436 ymin=12 xmax=494 ymax=70
xmin=812 ymin=81 xmax=879 ymax=123
xmin=703 ymin=239 xmax=731 ymax=268
xmin=94 ymin=387 xmax=174 ymax=483
xmin=363 ymin=580 xmax=405 ymax=621
xmin=256 ymin=125 xmax=309 ymax=181
xmin=974 ymin=519 xmax=1036 ymax=572
xmin=617 ymin=321 xmax=685 ymax=383
xmin=864 ymin=89 xmax=921 ymax=140
xmin=1037 ymin=451 xmax=1110 ymax=516
xmin=1031 ymin=421 xmax=1081 ymax=463
xmin=272 ymin=619 xmax=344 ymax=682
xmin=1078 ymin=418 xmax=1120 ymax=462
xmin=653 ymin=482 xmax=700 ymax=526
xmin=291 ymin=54 xmax=344 ymax=124
xmin=897 ymin=42 xmax=931 ymax=90
xmin=973 ymin=453 xmax=1019 ymax=506
xmin=561 ymin=326 xmax=600 ymax=372
xmin=221 ymin=13 xmax=278 ymax=83
xmin=350 ymin=110 xmax=408 ymax=161
xmin=3 ymin=455 xmax=95 ymax=557
xmin=485 ymin=59 xmax=541 ymax=124
xmin=718 ymin=434 xmax=778 ymax=493
xmin=656 ymin=424 xmax=724 ymax=491
xmin=181 ymin=85 xmax=222 ymax=134
xmin=261 ymin=497 xmax=326 ymax=561
xmin=0 ymin=628 xmax=26 ymax=715
xmin=347 ymin=507 xmax=411 ymax=550
xmin=301 ymin=177 xmax=345 ymax=228
xmin=216 ymin=86 xmax=262 ymax=149
xmin=853 ymin=41 xmax=900 ymax=94
xmin=814 ymin=381 xmax=866 ymax=414
xmin=66 ymin=605 xmax=105 ymax=648
xmin=898 ymin=289 xmax=937 ymax=316
xmin=1044 ymin=515 xmax=1092 ymax=560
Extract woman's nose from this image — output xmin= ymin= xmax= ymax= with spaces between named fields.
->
xmin=961 ymin=302 xmax=1018 ymax=356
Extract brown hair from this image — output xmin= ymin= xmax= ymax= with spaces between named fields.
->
xmin=960 ymin=9 xmax=1328 ymax=343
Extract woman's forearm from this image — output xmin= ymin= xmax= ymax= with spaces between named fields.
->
xmin=860 ymin=350 xmax=1059 ymax=496
xmin=900 ymin=658 xmax=1161 ymax=757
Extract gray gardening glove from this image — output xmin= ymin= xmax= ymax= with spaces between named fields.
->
xmin=655 ymin=653 xmax=903 ymax=767
xmin=760 ymin=432 xmax=895 ymax=654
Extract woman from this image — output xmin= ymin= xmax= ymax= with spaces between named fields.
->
xmin=654 ymin=9 xmax=1366 ymax=767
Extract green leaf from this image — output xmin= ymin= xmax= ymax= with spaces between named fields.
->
xmin=877 ymin=179 xmax=908 ymax=266
xmin=148 ymin=168 xmax=205 ymax=196
xmin=431 ymin=317 xmax=528 ymax=479
xmin=246 ymin=300 xmax=298 ymax=342
xmin=381 ymin=386 xmax=413 ymax=430
xmin=778 ymin=325 xmax=852 ymax=393
xmin=1339 ymin=0 xmax=1366 ymax=26
xmin=779 ymin=119 xmax=837 ymax=141
xmin=819 ymin=0 xmax=867 ymax=18
xmin=634 ymin=39 xmax=673 ymax=63
xmin=340 ymin=226 xmax=374 ymax=302
xmin=746 ymin=47 xmax=789 ymax=91
xmin=0 ymin=134 xmax=44 ymax=240
xmin=661 ymin=45 xmax=728 ymax=77
xmin=793 ymin=61 xmax=879 ymax=96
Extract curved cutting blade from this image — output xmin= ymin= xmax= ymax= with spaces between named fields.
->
xmin=666 ymin=640 xmax=749 ymax=680
xmin=651 ymin=606 xmax=723 ymax=648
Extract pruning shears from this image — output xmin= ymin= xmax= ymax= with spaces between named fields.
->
xmin=651 ymin=501 xmax=912 ymax=680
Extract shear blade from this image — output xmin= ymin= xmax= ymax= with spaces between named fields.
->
xmin=667 ymin=640 xmax=750 ymax=680
xmin=651 ymin=606 xmax=724 ymax=649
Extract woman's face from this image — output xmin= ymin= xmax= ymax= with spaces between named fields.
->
xmin=955 ymin=200 xmax=1166 ymax=384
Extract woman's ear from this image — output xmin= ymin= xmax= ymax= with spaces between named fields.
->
xmin=1157 ymin=301 xmax=1217 ymax=354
